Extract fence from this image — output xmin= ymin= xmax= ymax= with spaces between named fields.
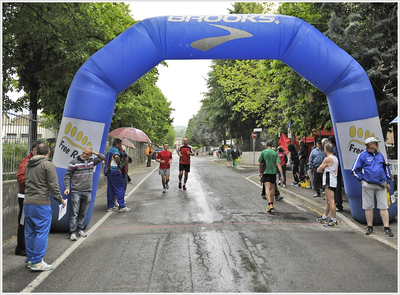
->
xmin=2 ymin=111 xmax=59 ymax=181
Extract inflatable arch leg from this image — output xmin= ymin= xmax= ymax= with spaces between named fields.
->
xmin=51 ymin=14 xmax=396 ymax=231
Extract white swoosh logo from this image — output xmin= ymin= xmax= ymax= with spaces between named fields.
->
xmin=191 ymin=24 xmax=253 ymax=51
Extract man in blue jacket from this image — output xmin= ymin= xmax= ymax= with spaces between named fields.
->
xmin=104 ymin=138 xmax=131 ymax=213
xmin=351 ymin=137 xmax=393 ymax=237
xmin=308 ymin=140 xmax=325 ymax=197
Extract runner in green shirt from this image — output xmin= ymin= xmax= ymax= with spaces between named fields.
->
xmin=258 ymin=140 xmax=284 ymax=212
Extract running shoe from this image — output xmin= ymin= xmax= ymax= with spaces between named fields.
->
xmin=324 ymin=220 xmax=338 ymax=227
xmin=78 ymin=230 xmax=87 ymax=237
xmin=183 ymin=185 xmax=186 ymax=190
xmin=107 ymin=207 xmax=113 ymax=212
xmin=70 ymin=233 xmax=77 ymax=241
xmin=31 ymin=260 xmax=54 ymax=271
xmin=162 ymin=188 xmax=166 ymax=193
xmin=316 ymin=216 xmax=328 ymax=224
xmin=178 ymin=182 xmax=182 ymax=189
xmin=261 ymin=194 xmax=266 ymax=200
xmin=25 ymin=259 xmax=32 ymax=269
xmin=275 ymin=195 xmax=284 ymax=201
xmin=118 ymin=206 xmax=132 ymax=213
xmin=266 ymin=204 xmax=274 ymax=212
xmin=384 ymin=228 xmax=394 ymax=237
xmin=365 ymin=226 xmax=373 ymax=235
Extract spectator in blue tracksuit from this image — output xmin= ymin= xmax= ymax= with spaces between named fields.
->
xmin=104 ymin=138 xmax=131 ymax=213
xmin=24 ymin=142 xmax=66 ymax=271
xmin=308 ymin=140 xmax=325 ymax=197
xmin=351 ymin=137 xmax=393 ymax=237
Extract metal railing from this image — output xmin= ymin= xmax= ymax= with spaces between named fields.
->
xmin=2 ymin=111 xmax=59 ymax=181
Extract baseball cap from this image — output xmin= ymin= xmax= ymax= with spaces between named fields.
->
xmin=365 ymin=137 xmax=380 ymax=144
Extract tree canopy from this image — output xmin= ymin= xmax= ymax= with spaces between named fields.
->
xmin=186 ymin=2 xmax=397 ymax=148
xmin=3 ymin=2 xmax=174 ymax=146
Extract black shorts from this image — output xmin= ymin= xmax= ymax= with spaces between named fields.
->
xmin=179 ymin=164 xmax=190 ymax=172
xmin=261 ymin=173 xmax=276 ymax=184
xmin=326 ymin=186 xmax=336 ymax=192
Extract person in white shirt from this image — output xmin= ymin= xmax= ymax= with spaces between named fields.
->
xmin=316 ymin=143 xmax=339 ymax=227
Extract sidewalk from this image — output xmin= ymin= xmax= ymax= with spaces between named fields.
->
xmin=215 ymin=158 xmax=398 ymax=250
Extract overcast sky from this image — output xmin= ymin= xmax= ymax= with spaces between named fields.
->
xmin=127 ymin=1 xmax=235 ymax=126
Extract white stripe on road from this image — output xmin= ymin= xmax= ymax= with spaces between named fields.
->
xmin=21 ymin=166 xmax=158 ymax=293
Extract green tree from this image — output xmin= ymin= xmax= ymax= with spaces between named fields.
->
xmin=322 ymin=2 xmax=397 ymax=138
xmin=3 ymin=3 xmax=175 ymax=146
xmin=3 ymin=2 xmax=135 ymax=143
xmin=111 ymin=66 xmax=173 ymax=146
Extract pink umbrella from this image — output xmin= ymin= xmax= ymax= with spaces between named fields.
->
xmin=108 ymin=127 xmax=151 ymax=143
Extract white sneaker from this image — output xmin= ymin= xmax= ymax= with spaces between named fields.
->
xmin=78 ymin=230 xmax=87 ymax=237
xmin=162 ymin=188 xmax=166 ymax=193
xmin=70 ymin=233 xmax=77 ymax=241
xmin=118 ymin=206 xmax=132 ymax=213
xmin=31 ymin=260 xmax=54 ymax=271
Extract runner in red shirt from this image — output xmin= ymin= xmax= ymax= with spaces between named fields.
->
xmin=156 ymin=143 xmax=173 ymax=193
xmin=177 ymin=138 xmax=195 ymax=190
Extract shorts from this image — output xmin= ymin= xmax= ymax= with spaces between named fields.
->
xmin=325 ymin=186 xmax=336 ymax=192
xmin=159 ymin=169 xmax=170 ymax=176
xmin=179 ymin=164 xmax=190 ymax=173
xmin=361 ymin=181 xmax=388 ymax=210
xmin=261 ymin=173 xmax=276 ymax=184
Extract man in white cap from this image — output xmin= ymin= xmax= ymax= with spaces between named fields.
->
xmin=351 ymin=137 xmax=393 ymax=237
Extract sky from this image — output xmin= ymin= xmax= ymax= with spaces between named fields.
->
xmin=127 ymin=1 xmax=235 ymax=127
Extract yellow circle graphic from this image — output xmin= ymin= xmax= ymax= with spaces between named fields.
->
xmin=87 ymin=142 xmax=92 ymax=147
xmin=71 ymin=127 xmax=77 ymax=137
xmin=357 ymin=128 xmax=363 ymax=138
xmin=65 ymin=122 xmax=72 ymax=134
xmin=349 ymin=126 xmax=356 ymax=138
xmin=82 ymin=137 xmax=88 ymax=145
xmin=365 ymin=130 xmax=370 ymax=139
xmin=76 ymin=131 xmax=83 ymax=141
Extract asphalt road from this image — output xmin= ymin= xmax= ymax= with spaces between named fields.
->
xmin=2 ymin=155 xmax=398 ymax=293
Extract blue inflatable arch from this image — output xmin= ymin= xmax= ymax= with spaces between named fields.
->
xmin=52 ymin=14 xmax=396 ymax=230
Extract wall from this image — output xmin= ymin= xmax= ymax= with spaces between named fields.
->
xmin=2 ymin=180 xmax=19 ymax=241
xmin=238 ymin=151 xmax=263 ymax=166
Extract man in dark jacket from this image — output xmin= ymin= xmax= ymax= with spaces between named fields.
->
xmin=24 ymin=142 xmax=66 ymax=271
xmin=231 ymin=145 xmax=240 ymax=168
xmin=64 ymin=146 xmax=105 ymax=241
xmin=298 ymin=140 xmax=308 ymax=178
xmin=15 ymin=141 xmax=39 ymax=256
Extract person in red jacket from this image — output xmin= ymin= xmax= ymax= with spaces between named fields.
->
xmin=15 ymin=141 xmax=40 ymax=257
